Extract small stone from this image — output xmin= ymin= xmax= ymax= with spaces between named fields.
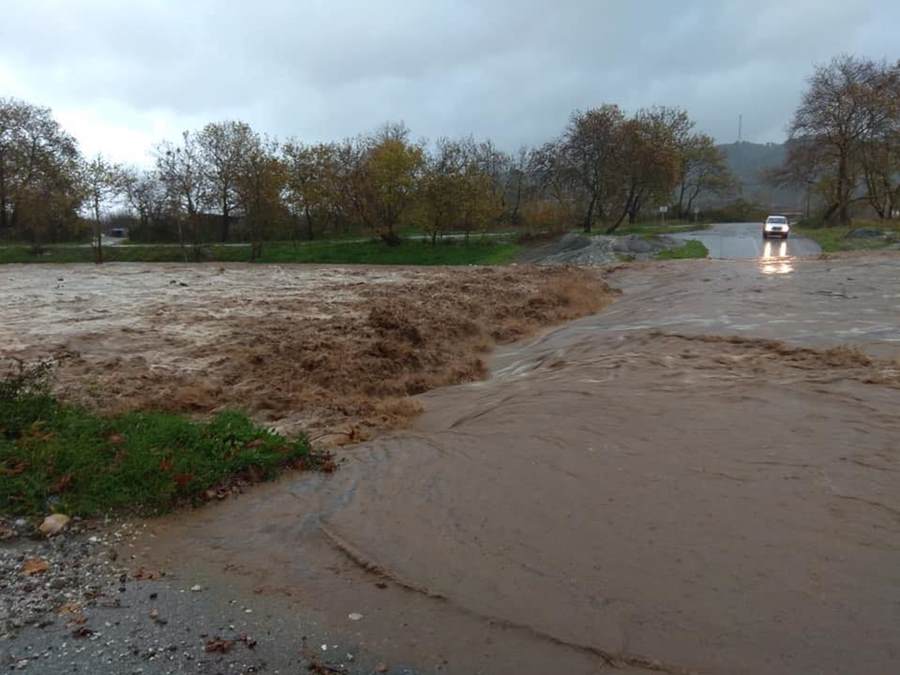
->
xmin=189 ymin=585 xmax=202 ymax=592
xmin=39 ymin=514 xmax=70 ymax=537
xmin=348 ymin=612 xmax=363 ymax=621
xmin=375 ymin=663 xmax=389 ymax=673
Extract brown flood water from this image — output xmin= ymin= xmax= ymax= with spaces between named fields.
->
xmin=130 ymin=253 xmax=900 ymax=674
xmin=9 ymin=255 xmax=900 ymax=673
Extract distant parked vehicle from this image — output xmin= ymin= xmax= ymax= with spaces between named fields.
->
xmin=762 ymin=215 xmax=790 ymax=239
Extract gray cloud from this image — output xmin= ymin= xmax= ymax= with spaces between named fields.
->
xmin=2 ymin=0 xmax=897 ymax=164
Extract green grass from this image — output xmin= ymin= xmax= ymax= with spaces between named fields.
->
xmin=0 ymin=238 xmax=521 ymax=266
xmin=655 ymin=239 xmax=709 ymax=260
xmin=0 ymin=363 xmax=329 ymax=517
xmin=793 ymin=222 xmax=900 ymax=253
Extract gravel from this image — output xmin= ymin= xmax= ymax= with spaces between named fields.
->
xmin=0 ymin=517 xmax=413 ymax=674
xmin=521 ymin=232 xmax=681 ymax=265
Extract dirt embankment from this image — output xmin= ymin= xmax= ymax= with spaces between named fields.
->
xmin=4 ymin=265 xmax=614 ymax=444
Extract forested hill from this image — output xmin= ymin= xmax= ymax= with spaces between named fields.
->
xmin=717 ymin=141 xmax=801 ymax=209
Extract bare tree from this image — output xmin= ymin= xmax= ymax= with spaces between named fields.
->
xmin=120 ymin=167 xmax=168 ymax=240
xmin=675 ymin=133 xmax=735 ymax=219
xmin=155 ymin=132 xmax=205 ymax=257
xmin=81 ymin=154 xmax=122 ymax=263
xmin=788 ymin=55 xmax=897 ymax=225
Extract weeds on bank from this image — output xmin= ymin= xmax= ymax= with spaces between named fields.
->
xmin=0 ymin=361 xmax=331 ymax=518
xmin=655 ymin=239 xmax=709 ymax=259
xmin=0 ymin=238 xmax=521 ymax=266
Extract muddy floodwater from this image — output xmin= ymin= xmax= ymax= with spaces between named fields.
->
xmin=123 ymin=253 xmax=900 ymax=675
xmin=4 ymin=254 xmax=900 ymax=674
xmin=0 ymin=262 xmax=608 ymax=442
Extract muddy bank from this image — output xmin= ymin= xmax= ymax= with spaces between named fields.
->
xmin=0 ymin=263 xmax=613 ymax=443
xmin=133 ymin=253 xmax=900 ymax=675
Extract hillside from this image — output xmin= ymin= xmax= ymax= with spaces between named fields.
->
xmin=717 ymin=141 xmax=802 ymax=210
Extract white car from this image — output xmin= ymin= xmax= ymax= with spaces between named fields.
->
xmin=762 ymin=215 xmax=790 ymax=239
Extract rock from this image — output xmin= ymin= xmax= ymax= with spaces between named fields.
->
xmin=347 ymin=612 xmax=363 ymax=621
xmin=375 ymin=663 xmax=389 ymax=673
xmin=189 ymin=584 xmax=202 ymax=592
xmin=39 ymin=514 xmax=70 ymax=537
xmin=847 ymin=227 xmax=885 ymax=239
xmin=524 ymin=232 xmax=681 ymax=266
xmin=610 ymin=234 xmax=654 ymax=254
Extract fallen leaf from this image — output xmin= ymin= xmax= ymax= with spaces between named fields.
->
xmin=173 ymin=473 xmax=194 ymax=487
xmin=0 ymin=460 xmax=28 ymax=476
xmin=133 ymin=567 xmax=161 ymax=581
xmin=22 ymin=558 xmax=49 ymax=576
xmin=50 ymin=474 xmax=73 ymax=494
xmin=205 ymin=638 xmax=234 ymax=653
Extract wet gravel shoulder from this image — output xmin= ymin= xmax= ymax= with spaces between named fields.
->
xmin=1 ymin=519 xmax=411 ymax=674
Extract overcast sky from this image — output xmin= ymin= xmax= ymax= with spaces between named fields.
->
xmin=2 ymin=0 xmax=898 ymax=165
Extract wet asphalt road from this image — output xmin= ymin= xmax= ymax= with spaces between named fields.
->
xmin=672 ymin=221 xmax=821 ymax=259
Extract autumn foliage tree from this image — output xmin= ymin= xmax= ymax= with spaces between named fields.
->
xmin=0 ymin=98 xmax=82 ymax=243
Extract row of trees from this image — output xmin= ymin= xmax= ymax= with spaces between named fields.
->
xmin=774 ymin=55 xmax=900 ymax=225
xmin=532 ymin=105 xmax=733 ymax=233
xmin=1 ymin=97 xmax=737 ymax=254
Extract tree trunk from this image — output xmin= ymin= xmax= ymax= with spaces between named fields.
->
xmin=582 ymin=195 xmax=597 ymax=233
xmin=305 ymin=205 xmax=314 ymax=241
xmin=221 ymin=191 xmax=230 ymax=242
xmin=676 ymin=179 xmax=687 ymax=220
xmin=0 ymin=163 xmax=7 ymax=231
xmin=837 ymin=152 xmax=851 ymax=226
xmin=93 ymin=195 xmax=103 ymax=264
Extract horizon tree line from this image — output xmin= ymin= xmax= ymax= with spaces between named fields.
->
xmin=3 ymin=86 xmax=793 ymax=258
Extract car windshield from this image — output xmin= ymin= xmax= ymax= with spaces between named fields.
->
xmin=767 ymin=216 xmax=787 ymax=224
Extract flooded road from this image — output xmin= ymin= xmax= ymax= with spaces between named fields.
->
xmin=132 ymin=253 xmax=900 ymax=674
xmin=672 ymin=221 xmax=820 ymax=259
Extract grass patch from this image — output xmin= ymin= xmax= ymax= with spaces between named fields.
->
xmin=793 ymin=221 xmax=900 ymax=252
xmin=656 ymin=239 xmax=709 ymax=260
xmin=0 ymin=362 xmax=330 ymax=518
xmin=0 ymin=238 xmax=521 ymax=266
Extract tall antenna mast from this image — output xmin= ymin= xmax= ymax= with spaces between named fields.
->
xmin=738 ymin=114 xmax=743 ymax=142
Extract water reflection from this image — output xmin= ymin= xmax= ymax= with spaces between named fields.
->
xmin=759 ymin=240 xmax=794 ymax=275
